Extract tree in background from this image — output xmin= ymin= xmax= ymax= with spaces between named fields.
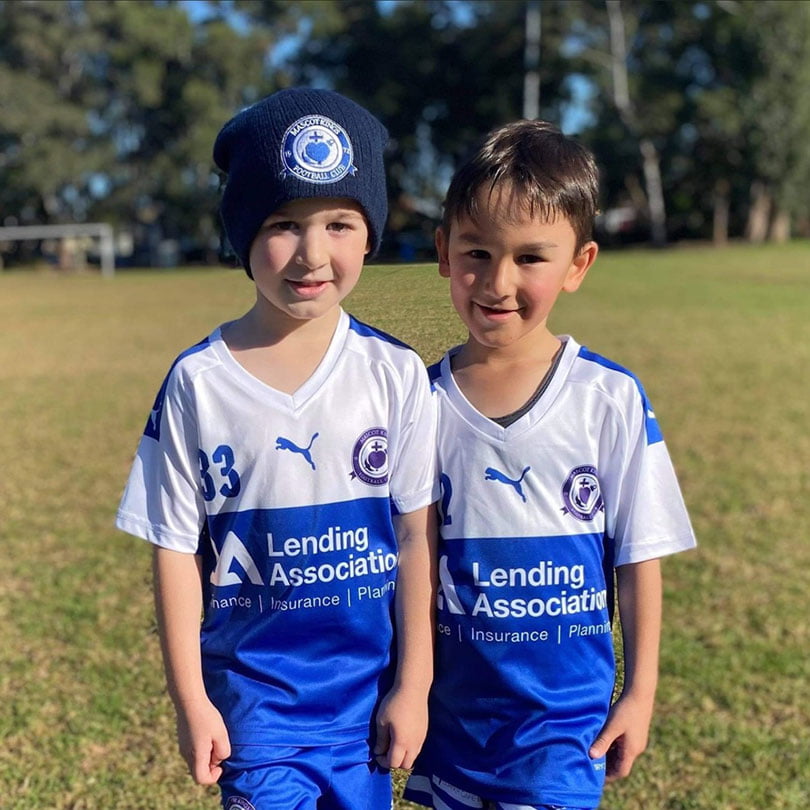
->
xmin=85 ymin=0 xmax=280 ymax=262
xmin=742 ymin=0 xmax=810 ymax=242
xmin=0 ymin=1 xmax=106 ymax=225
xmin=653 ymin=0 xmax=810 ymax=246
xmin=573 ymin=0 xmax=810 ymax=246
xmin=568 ymin=0 xmax=704 ymax=246
xmin=0 ymin=0 xmax=282 ymax=264
xmin=2 ymin=0 xmax=809 ymax=268
xmin=238 ymin=0 xmax=585 ymax=254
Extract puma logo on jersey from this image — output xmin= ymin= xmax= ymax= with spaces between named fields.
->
xmin=484 ymin=465 xmax=531 ymax=502
xmin=276 ymin=432 xmax=319 ymax=470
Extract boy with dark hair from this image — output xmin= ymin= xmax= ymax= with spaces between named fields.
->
xmin=116 ymin=88 xmax=438 ymax=810
xmin=404 ymin=120 xmax=696 ymax=810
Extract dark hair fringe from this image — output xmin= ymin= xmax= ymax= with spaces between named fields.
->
xmin=442 ymin=120 xmax=600 ymax=250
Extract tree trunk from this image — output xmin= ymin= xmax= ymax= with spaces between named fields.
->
xmin=640 ymin=138 xmax=667 ymax=246
xmin=606 ymin=0 xmax=667 ymax=246
xmin=713 ymin=179 xmax=730 ymax=246
xmin=624 ymin=173 xmax=648 ymax=212
xmin=769 ymin=208 xmax=791 ymax=242
xmin=523 ymin=0 xmax=541 ymax=120
xmin=746 ymin=181 xmax=771 ymax=243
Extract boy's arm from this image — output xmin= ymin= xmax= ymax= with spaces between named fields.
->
xmin=589 ymin=557 xmax=662 ymax=781
xmin=153 ymin=546 xmax=231 ymax=785
xmin=374 ymin=504 xmax=438 ymax=770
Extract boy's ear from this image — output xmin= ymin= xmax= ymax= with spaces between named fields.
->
xmin=563 ymin=241 xmax=598 ymax=293
xmin=435 ymin=227 xmax=451 ymax=277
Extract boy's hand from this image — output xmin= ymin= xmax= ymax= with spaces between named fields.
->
xmin=175 ymin=697 xmax=232 ymax=785
xmin=373 ymin=685 xmax=429 ymax=770
xmin=589 ymin=691 xmax=654 ymax=782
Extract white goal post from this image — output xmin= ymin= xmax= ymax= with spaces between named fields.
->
xmin=0 ymin=223 xmax=115 ymax=277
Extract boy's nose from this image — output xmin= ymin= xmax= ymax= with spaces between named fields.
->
xmin=485 ymin=260 xmax=514 ymax=296
xmin=295 ymin=231 xmax=328 ymax=270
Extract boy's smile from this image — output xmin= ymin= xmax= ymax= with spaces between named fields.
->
xmin=287 ymin=278 xmax=331 ymax=297
xmin=477 ymin=305 xmax=519 ymax=320
xmin=437 ymin=188 xmax=597 ymax=359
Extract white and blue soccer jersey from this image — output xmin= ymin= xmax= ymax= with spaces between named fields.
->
xmin=116 ymin=309 xmax=438 ymax=746
xmin=411 ymin=337 xmax=695 ymax=808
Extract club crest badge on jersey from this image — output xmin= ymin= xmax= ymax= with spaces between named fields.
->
xmin=280 ymin=114 xmax=357 ymax=184
xmin=350 ymin=427 xmax=388 ymax=485
xmin=561 ymin=465 xmax=604 ymax=521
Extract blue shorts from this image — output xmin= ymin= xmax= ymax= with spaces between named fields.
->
xmin=403 ymin=771 xmax=596 ymax=810
xmin=220 ymin=740 xmax=391 ymax=810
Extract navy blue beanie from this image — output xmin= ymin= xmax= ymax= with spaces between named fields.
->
xmin=213 ymin=88 xmax=389 ymax=273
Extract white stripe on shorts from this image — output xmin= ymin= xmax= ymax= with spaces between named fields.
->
xmin=409 ymin=773 xmax=542 ymax=810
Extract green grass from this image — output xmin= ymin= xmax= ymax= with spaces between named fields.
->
xmin=2 ymin=242 xmax=809 ymax=809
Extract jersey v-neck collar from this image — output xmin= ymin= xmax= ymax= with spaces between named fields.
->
xmin=441 ymin=335 xmax=580 ymax=441
xmin=210 ymin=308 xmax=350 ymax=412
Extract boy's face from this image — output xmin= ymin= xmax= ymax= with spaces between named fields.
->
xmin=248 ymin=197 xmax=370 ymax=324
xmin=437 ymin=189 xmax=597 ymax=355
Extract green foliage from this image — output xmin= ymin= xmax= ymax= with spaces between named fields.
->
xmin=0 ymin=1 xmax=106 ymax=219
xmin=1 ymin=245 xmax=809 ymax=807
xmin=285 ymin=0 xmax=580 ymax=218
xmin=0 ymin=0 xmax=281 ymax=243
xmin=744 ymin=0 xmax=810 ymax=217
xmin=568 ymin=0 xmax=810 ymax=241
xmin=2 ymin=0 xmax=810 ymax=258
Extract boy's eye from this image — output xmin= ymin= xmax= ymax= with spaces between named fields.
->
xmin=327 ymin=221 xmax=352 ymax=232
xmin=518 ymin=254 xmax=544 ymax=264
xmin=467 ymin=249 xmax=490 ymax=260
xmin=268 ymin=220 xmax=297 ymax=231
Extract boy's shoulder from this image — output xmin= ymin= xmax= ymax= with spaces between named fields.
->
xmin=569 ymin=341 xmax=639 ymax=385
xmin=164 ymin=329 xmax=224 ymax=382
xmin=567 ymin=340 xmax=663 ymax=443
xmin=346 ymin=314 xmax=411 ymax=350
xmin=345 ymin=314 xmax=426 ymax=372
xmin=567 ymin=340 xmax=651 ymax=403
xmin=141 ymin=330 xmax=223 ymax=442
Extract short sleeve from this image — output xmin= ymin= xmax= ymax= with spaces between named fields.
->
xmin=115 ymin=366 xmax=206 ymax=552
xmin=604 ymin=386 xmax=696 ymax=566
xmin=386 ymin=358 xmax=440 ymax=516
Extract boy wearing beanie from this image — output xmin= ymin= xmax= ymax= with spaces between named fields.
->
xmin=116 ymin=88 xmax=438 ymax=809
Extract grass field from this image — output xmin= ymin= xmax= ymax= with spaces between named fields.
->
xmin=1 ymin=242 xmax=809 ymax=809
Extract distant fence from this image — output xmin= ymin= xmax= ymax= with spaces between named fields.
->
xmin=0 ymin=223 xmax=115 ymax=277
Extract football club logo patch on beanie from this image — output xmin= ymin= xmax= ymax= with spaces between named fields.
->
xmin=225 ymin=798 xmax=256 ymax=810
xmin=281 ymin=114 xmax=357 ymax=184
